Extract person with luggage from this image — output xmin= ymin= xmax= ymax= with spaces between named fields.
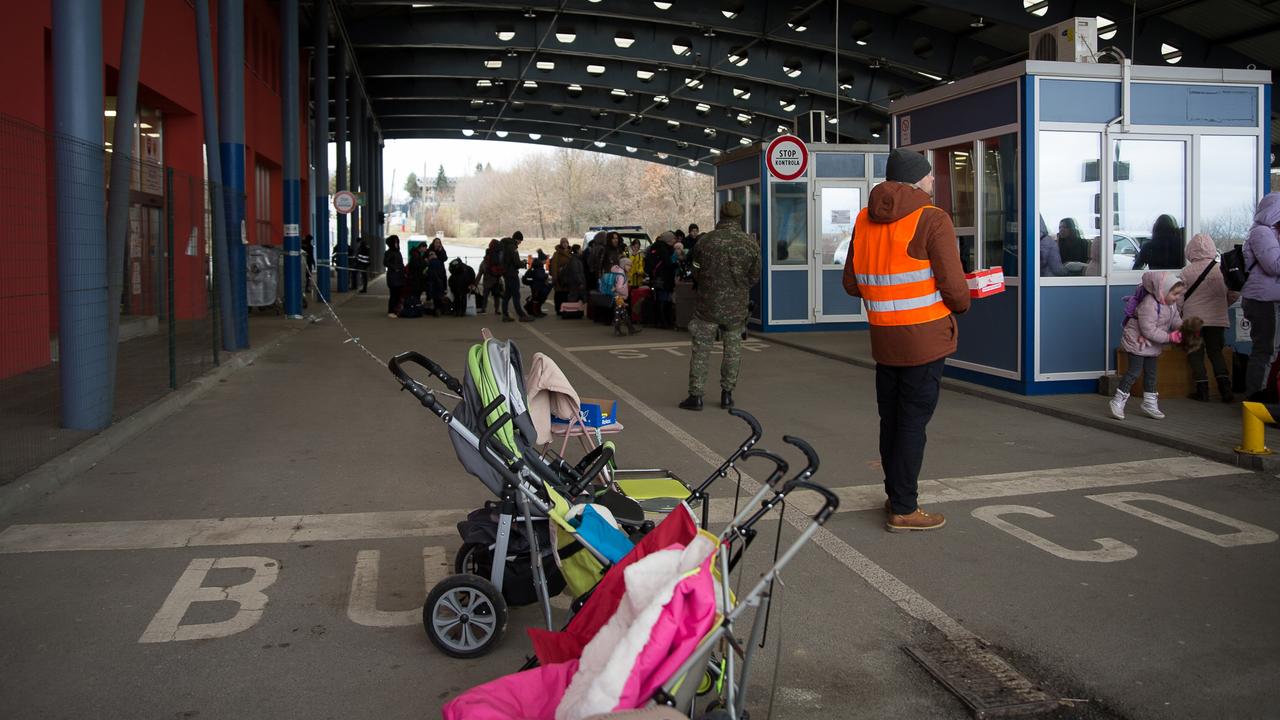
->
xmin=1179 ymin=233 xmax=1238 ymax=402
xmin=501 ymin=232 xmax=533 ymax=322
xmin=406 ymin=243 xmax=428 ymax=309
xmin=425 ymin=251 xmax=449 ymax=316
xmin=560 ymin=244 xmax=587 ymax=318
xmin=842 ymin=149 xmax=970 ymax=532
xmin=383 ymin=235 xmax=405 ymax=318
xmin=601 ymin=253 xmax=641 ymax=337
xmin=1109 ymin=272 xmax=1185 ymax=419
xmin=678 ymin=201 xmax=759 ymax=412
xmin=1241 ymin=191 xmax=1280 ymax=400
xmin=448 ymin=258 xmax=477 ymax=317
xmin=523 ymin=251 xmax=550 ymax=317
xmin=479 ymin=239 xmax=504 ymax=315
xmin=646 ymin=232 xmax=679 ymax=329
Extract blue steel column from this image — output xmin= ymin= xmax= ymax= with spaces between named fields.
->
xmin=334 ymin=37 xmax=349 ymax=292
xmin=311 ymin=1 xmax=330 ymax=301
xmin=52 ymin=0 xmax=110 ymax=430
xmin=105 ymin=0 xmax=145 ymax=401
xmin=195 ymin=0 xmax=235 ymax=351
xmin=218 ymin=0 xmax=249 ymax=348
xmin=350 ymin=88 xmax=363 ymax=245
xmin=281 ymin=0 xmax=302 ymax=317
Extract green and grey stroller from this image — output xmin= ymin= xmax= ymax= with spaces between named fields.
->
xmin=389 ymin=337 xmax=697 ymax=658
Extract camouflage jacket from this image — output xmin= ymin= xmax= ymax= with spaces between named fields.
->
xmin=691 ymin=218 xmax=760 ymax=325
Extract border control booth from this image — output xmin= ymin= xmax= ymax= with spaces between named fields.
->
xmin=713 ymin=140 xmax=889 ymax=331
xmin=885 ymin=60 xmax=1270 ymax=394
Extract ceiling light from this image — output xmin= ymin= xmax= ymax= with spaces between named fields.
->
xmin=671 ymin=41 xmax=690 ymax=55
xmin=612 ymin=88 xmax=629 ymax=97
xmin=856 ymin=39 xmax=868 ymax=46
xmin=614 ymin=33 xmax=635 ymax=49
xmin=625 ymin=146 xmax=637 ymax=153
xmin=840 ymin=82 xmax=853 ymax=91
xmin=657 ymin=152 xmax=669 ymax=159
xmin=556 ymin=31 xmax=577 ymax=43
xmin=827 ymin=116 xmax=838 ymax=125
xmin=654 ymin=95 xmax=669 ymax=105
xmin=1161 ymin=43 xmax=1182 ymax=64
xmin=704 ymin=127 xmax=717 ymax=136
xmin=506 ymin=47 xmax=518 ymax=57
xmin=654 ymin=1 xmax=672 ymax=9
xmin=667 ymin=120 xmax=681 ymax=128
xmin=523 ymin=7 xmax=536 ymax=18
xmin=969 ymin=16 xmax=985 ymax=29
xmin=1023 ymin=0 xmax=1048 ymax=18
xmin=470 ymin=99 xmax=485 ymax=106
xmin=536 ymin=60 xmax=555 ymax=71
xmin=871 ymin=131 xmax=881 ymax=138
xmin=722 ymin=10 xmax=738 ymax=20
xmin=787 ymin=18 xmax=808 ymax=32
xmin=703 ymin=27 xmax=716 ymax=37
xmin=869 ymin=58 xmax=882 ymax=69
xmin=462 ymin=129 xmax=475 ymax=137
xmin=779 ymin=99 xmax=796 ymax=112
xmin=594 ymin=141 xmax=606 ymax=148
xmin=1097 ymin=17 xmax=1118 ymax=40
xmin=684 ymin=77 xmax=704 ymax=89
xmin=496 ymin=130 xmax=509 ymax=138
xmin=496 ymin=29 xmax=516 ymax=41
xmin=732 ymin=86 xmax=751 ymax=99
xmin=568 ymin=83 xmax=582 ymax=92
xmin=688 ymin=159 xmax=698 ymax=166
xmin=484 ymin=57 xmax=503 ymax=69
xmin=562 ymin=136 xmax=574 ymax=143
xmin=524 ymin=80 xmax=538 ymax=89
xmin=776 ymin=124 xmax=789 ymax=133
xmin=710 ymin=148 xmax=722 ymax=155
xmin=636 ymin=69 xmax=655 ymax=81
xmin=918 ymin=71 xmax=942 ymax=80
xmin=529 ymin=133 xmax=541 ymax=140
xmin=783 ymin=63 xmax=802 ymax=78
xmin=728 ymin=49 xmax=748 ymax=67
xmin=736 ymin=112 xmax=752 ymax=123
xmin=695 ymin=103 xmax=711 ymax=113
xmin=104 ymin=110 xmax=117 ymax=117
xmin=476 ymin=79 xmax=493 ymax=87
xmin=587 ymin=64 xmax=606 ymax=76
xmin=739 ymin=137 xmax=751 ymax=145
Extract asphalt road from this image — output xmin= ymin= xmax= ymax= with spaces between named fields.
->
xmin=1 ymin=289 xmax=1275 ymax=720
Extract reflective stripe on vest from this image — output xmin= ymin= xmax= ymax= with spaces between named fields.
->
xmin=851 ymin=206 xmax=951 ymax=327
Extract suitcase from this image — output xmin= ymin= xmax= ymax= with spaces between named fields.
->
xmin=629 ymin=287 xmax=651 ymax=323
xmin=588 ymin=290 xmax=612 ymax=324
xmin=560 ymin=300 xmax=585 ymax=319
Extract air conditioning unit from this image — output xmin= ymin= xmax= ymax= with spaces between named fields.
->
xmin=1029 ymin=17 xmax=1098 ymax=63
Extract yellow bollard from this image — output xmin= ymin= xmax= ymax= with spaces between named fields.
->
xmin=1237 ymin=402 xmax=1276 ymax=455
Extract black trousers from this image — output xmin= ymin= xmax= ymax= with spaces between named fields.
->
xmin=553 ymin=289 xmax=566 ymax=314
xmin=502 ymin=274 xmax=527 ymax=318
xmin=387 ymin=285 xmax=402 ymax=315
xmin=1188 ymin=326 xmax=1228 ymax=383
xmin=876 ymin=358 xmax=945 ymax=515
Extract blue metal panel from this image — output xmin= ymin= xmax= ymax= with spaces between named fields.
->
xmin=1039 ymin=79 xmax=1120 ymax=123
xmin=872 ymin=153 xmax=888 ymax=178
xmin=219 ymin=0 xmax=248 ymax=348
xmin=954 ymin=288 xmax=1019 ymax=372
xmin=1107 ymin=283 xmax=1139 ymax=372
xmin=895 ymin=83 xmax=1018 ymax=146
xmin=770 ymin=271 xmax=808 ymax=321
xmin=821 ymin=269 xmax=860 ymax=316
xmin=756 ymin=153 xmax=769 ymax=327
xmin=717 ymin=153 xmax=760 ymax=187
xmin=1040 ymin=285 xmax=1106 ymax=374
xmin=1021 ymin=76 xmax=1036 ymax=386
xmin=1131 ymin=84 xmax=1258 ymax=126
xmin=815 ymin=153 xmax=865 ymax=178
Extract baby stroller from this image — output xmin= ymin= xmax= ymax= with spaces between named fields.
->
xmin=441 ymin=437 xmax=839 ymax=720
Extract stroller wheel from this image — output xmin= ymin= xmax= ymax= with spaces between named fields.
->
xmin=454 ymin=543 xmax=490 ymax=576
xmin=423 ymin=574 xmax=508 ymax=658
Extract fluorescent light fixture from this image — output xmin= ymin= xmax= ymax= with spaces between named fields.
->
xmin=496 ymin=30 xmax=515 ymax=41
xmin=783 ymin=64 xmax=802 ymax=78
xmin=496 ymin=130 xmax=509 ymax=138
xmin=871 ymin=131 xmax=881 ymax=138
xmin=625 ymin=146 xmax=637 ymax=152
xmin=722 ymin=10 xmax=738 ymax=19
xmin=562 ymin=136 xmax=574 ymax=143
xmin=787 ymin=20 xmax=807 ymax=32
xmin=104 ymin=110 xmax=117 ymax=117
xmin=476 ymin=79 xmax=493 ymax=87
xmin=709 ymin=148 xmax=721 ymax=155
xmin=529 ymin=133 xmax=542 ymax=140
xmin=728 ymin=50 xmax=748 ymax=67
xmin=704 ymin=127 xmax=717 ymax=136
xmin=636 ymin=69 xmax=655 ymax=81
xmin=1097 ymin=17 xmax=1118 ymax=40
xmin=779 ymin=99 xmax=796 ymax=112
xmin=688 ymin=159 xmax=698 ymax=166
xmin=827 ymin=116 xmax=838 ymax=124
xmin=671 ymin=41 xmax=690 ymax=55
xmin=462 ymin=129 xmax=475 ymax=137
xmin=695 ymin=103 xmax=711 ymax=113
xmin=736 ymin=112 xmax=752 ymax=123
xmin=667 ymin=120 xmax=681 ymax=128
xmin=556 ymin=31 xmax=577 ymax=43
xmin=654 ymin=1 xmax=672 ymax=9
xmin=594 ymin=141 xmax=606 ymax=148
xmin=657 ymin=152 xmax=669 ymax=159
xmin=856 ymin=39 xmax=868 ymax=46
xmin=484 ymin=57 xmax=503 ymax=69
xmin=536 ymin=60 xmax=555 ymax=71
xmin=917 ymin=71 xmax=942 ymax=80
xmin=684 ymin=77 xmax=703 ymax=89
xmin=1023 ymin=0 xmax=1048 ymax=17
xmin=614 ymin=34 xmax=635 ymax=49
xmin=732 ymin=87 xmax=750 ymax=99
xmin=587 ymin=64 xmax=606 ymax=75
xmin=470 ymin=99 xmax=485 ymax=106
xmin=654 ymin=95 xmax=669 ymax=105
xmin=523 ymin=80 xmax=537 ymax=89
xmin=739 ymin=137 xmax=751 ymax=145
xmin=777 ymin=124 xmax=789 ymax=133
xmin=568 ymin=83 xmax=582 ymax=92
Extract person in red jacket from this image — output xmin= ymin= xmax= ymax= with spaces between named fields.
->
xmin=843 ymin=149 xmax=970 ymax=532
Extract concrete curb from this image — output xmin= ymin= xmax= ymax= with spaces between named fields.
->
xmin=756 ymin=332 xmax=1273 ymax=475
xmin=0 ymin=294 xmax=360 ymax=519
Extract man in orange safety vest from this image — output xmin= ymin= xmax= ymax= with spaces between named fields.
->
xmin=843 ymin=149 xmax=970 ymax=532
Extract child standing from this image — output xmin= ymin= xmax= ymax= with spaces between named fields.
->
xmin=1110 ymin=271 xmax=1185 ymax=420
xmin=607 ymin=258 xmax=640 ymax=336
xmin=1179 ymin=233 xmax=1239 ymax=401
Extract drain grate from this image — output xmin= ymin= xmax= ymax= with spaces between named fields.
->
xmin=904 ymin=639 xmax=1061 ymax=719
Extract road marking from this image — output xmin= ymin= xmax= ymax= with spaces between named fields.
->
xmin=971 ymin=505 xmax=1138 ymax=562
xmin=347 ymin=546 xmax=449 ymax=627
xmin=0 ymin=509 xmax=459 ymax=554
xmin=563 ymin=339 xmax=769 ymax=353
xmin=784 ymin=457 xmax=1243 ymax=517
xmin=138 ymin=556 xmax=279 ymax=643
xmin=1087 ymin=492 xmax=1279 ymax=547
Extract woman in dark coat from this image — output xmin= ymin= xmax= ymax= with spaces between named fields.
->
xmin=424 ymin=251 xmax=448 ymax=315
xmin=1133 ymin=214 xmax=1185 ymax=270
xmin=383 ymin=235 xmax=405 ymax=317
xmin=1057 ymin=217 xmax=1090 ymax=265
xmin=428 ymin=237 xmax=448 ymax=265
xmin=406 ymin=244 xmax=428 ymax=308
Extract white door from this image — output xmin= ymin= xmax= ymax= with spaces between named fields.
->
xmin=812 ymin=182 xmax=866 ymax=322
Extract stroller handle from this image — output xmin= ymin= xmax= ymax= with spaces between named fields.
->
xmin=781 ymin=435 xmax=820 ymax=481
xmin=790 ymin=480 xmax=840 ymax=524
xmin=387 ymin=354 xmax=448 ymax=418
xmin=387 ymin=351 xmax=464 ymax=396
xmin=740 ymin=449 xmax=789 ymax=488
xmin=728 ymin=408 xmax=762 ymax=444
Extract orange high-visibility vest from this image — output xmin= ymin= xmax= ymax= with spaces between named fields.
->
xmin=851 ymin=206 xmax=951 ymax=327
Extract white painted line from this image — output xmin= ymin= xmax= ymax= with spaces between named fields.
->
xmin=564 ymin=340 xmax=693 ymax=352
xmin=1087 ymin=491 xmax=1279 ymax=547
xmin=347 ymin=546 xmax=448 ymax=627
xmin=138 ymin=556 xmax=279 ymax=643
xmin=971 ymin=505 xmax=1138 ymax=562
xmin=522 ymin=323 xmax=977 ymax=642
xmin=0 ymin=509 xmax=459 ymax=554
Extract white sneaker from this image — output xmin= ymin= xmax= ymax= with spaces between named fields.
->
xmin=387 ymin=313 xmax=397 ymax=319
xmin=1141 ymin=392 xmax=1165 ymax=419
xmin=1109 ymin=389 xmax=1129 ymax=420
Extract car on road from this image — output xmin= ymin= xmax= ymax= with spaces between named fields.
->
xmin=583 ymin=225 xmax=652 ymax=247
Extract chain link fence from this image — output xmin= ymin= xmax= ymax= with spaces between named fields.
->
xmin=0 ymin=113 xmax=221 ymax=485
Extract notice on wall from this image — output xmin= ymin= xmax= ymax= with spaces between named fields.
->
xmin=900 ymin=115 xmax=912 ymax=146
xmin=187 ymin=227 xmax=198 ymax=256
xmin=831 ymin=209 xmax=851 ymax=225
xmin=1236 ymin=308 xmax=1251 ymax=342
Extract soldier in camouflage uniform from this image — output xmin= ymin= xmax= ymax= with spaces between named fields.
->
xmin=679 ymin=201 xmax=761 ymax=411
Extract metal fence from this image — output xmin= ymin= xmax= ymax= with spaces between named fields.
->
xmin=0 ymin=113 xmax=221 ymax=485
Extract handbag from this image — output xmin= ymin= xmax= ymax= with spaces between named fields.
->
xmin=465 ymin=293 xmax=477 ymax=317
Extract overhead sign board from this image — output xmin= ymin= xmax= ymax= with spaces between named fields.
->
xmin=766 ymin=134 xmax=808 ymax=181
xmin=334 ymin=190 xmax=357 ymax=214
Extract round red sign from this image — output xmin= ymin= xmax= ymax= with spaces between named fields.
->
xmin=766 ymin=134 xmax=809 ymax=181
xmin=334 ymin=190 xmax=357 ymax=215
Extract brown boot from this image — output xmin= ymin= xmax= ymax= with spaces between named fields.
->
xmin=886 ymin=507 xmax=946 ymax=532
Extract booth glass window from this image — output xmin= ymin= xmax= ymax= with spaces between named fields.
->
xmin=1200 ymin=135 xmax=1257 ymax=252
xmin=1038 ymin=131 xmax=1102 ymax=277
xmin=1114 ymin=138 xmax=1186 ymax=271
xmin=770 ymin=181 xmax=808 ymax=265
xmin=819 ymin=186 xmax=861 ymax=265
xmin=982 ymin=134 xmax=1019 ymax=276
xmin=748 ymin=183 xmax=761 ymax=238
xmin=873 ymin=153 xmax=888 ymax=179
xmin=933 ymin=144 xmax=976 ymax=228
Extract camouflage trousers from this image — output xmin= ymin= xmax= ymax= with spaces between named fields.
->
xmin=688 ymin=317 xmax=745 ymax=396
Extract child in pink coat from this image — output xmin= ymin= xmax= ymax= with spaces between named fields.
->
xmin=1110 ymin=271 xmax=1185 ymax=420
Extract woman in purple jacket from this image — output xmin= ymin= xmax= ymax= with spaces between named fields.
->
xmin=1242 ymin=192 xmax=1280 ymax=399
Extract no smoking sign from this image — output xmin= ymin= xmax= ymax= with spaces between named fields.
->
xmin=766 ymin=134 xmax=809 ymax=181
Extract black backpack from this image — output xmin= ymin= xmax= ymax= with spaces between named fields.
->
xmin=1220 ymin=243 xmax=1251 ymax=292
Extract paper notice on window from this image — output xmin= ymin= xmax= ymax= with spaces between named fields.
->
xmin=831 ymin=209 xmax=851 ymax=225
xmin=1236 ymin=308 xmax=1251 ymax=342
xmin=187 ymin=227 xmax=198 ymax=256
